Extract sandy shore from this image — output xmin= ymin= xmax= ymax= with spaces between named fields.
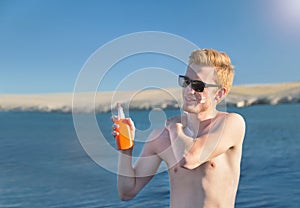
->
xmin=0 ymin=82 xmax=299 ymax=113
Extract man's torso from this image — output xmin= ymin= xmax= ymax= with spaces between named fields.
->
xmin=152 ymin=112 xmax=243 ymax=208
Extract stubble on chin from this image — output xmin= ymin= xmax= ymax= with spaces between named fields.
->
xmin=182 ymin=102 xmax=209 ymax=114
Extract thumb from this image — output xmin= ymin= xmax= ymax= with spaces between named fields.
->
xmin=175 ymin=123 xmax=183 ymax=134
xmin=122 ymin=118 xmax=135 ymax=131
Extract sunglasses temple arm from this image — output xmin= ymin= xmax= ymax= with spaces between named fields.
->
xmin=205 ymin=84 xmax=222 ymax=87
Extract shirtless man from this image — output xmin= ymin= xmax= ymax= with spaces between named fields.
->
xmin=113 ymin=49 xmax=246 ymax=208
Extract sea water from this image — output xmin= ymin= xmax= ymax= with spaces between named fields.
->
xmin=0 ymin=104 xmax=299 ymax=208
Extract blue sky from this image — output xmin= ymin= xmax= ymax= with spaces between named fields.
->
xmin=1 ymin=0 xmax=300 ymax=94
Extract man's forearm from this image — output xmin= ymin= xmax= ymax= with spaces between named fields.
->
xmin=172 ymin=128 xmax=207 ymax=169
xmin=117 ymin=149 xmax=136 ymax=200
xmin=171 ymin=129 xmax=195 ymax=166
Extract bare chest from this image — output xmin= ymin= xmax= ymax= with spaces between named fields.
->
xmin=167 ymin=152 xmax=239 ymax=191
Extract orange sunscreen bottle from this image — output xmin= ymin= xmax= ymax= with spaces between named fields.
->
xmin=114 ymin=103 xmax=134 ymax=150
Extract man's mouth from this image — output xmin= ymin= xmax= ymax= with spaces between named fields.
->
xmin=184 ymin=97 xmax=206 ymax=104
xmin=184 ymin=97 xmax=197 ymax=103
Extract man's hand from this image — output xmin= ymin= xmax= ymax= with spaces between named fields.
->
xmin=165 ymin=115 xmax=194 ymax=166
xmin=112 ymin=116 xmax=135 ymax=151
xmin=112 ymin=116 xmax=136 ymax=136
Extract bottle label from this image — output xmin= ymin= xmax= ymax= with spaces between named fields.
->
xmin=115 ymin=119 xmax=134 ymax=150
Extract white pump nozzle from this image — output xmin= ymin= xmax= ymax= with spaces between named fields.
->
xmin=117 ymin=103 xmax=125 ymax=119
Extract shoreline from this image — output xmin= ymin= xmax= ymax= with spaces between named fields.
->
xmin=1 ymin=82 xmax=299 ymax=113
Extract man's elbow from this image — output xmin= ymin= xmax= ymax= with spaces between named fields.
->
xmin=182 ymin=162 xmax=201 ymax=170
xmin=179 ymin=156 xmax=202 ymax=170
xmin=119 ymin=192 xmax=136 ymax=201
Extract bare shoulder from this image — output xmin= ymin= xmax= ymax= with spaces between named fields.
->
xmin=226 ymin=113 xmax=245 ymax=124
xmin=216 ymin=112 xmax=245 ymax=129
xmin=143 ymin=127 xmax=171 ymax=155
xmin=222 ymin=112 xmax=246 ymax=145
xmin=226 ymin=112 xmax=246 ymax=129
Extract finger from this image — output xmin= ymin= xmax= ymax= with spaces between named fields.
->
xmin=128 ymin=118 xmax=135 ymax=131
xmin=111 ymin=115 xmax=118 ymax=122
xmin=112 ymin=131 xmax=119 ymax=137
xmin=165 ymin=115 xmax=182 ymax=128
xmin=175 ymin=123 xmax=183 ymax=133
xmin=165 ymin=116 xmax=176 ymax=126
xmin=112 ymin=123 xmax=119 ymax=130
xmin=122 ymin=118 xmax=135 ymax=130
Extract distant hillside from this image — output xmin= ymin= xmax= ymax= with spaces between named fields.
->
xmin=0 ymin=82 xmax=299 ymax=113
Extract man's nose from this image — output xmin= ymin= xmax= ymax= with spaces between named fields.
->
xmin=186 ymin=84 xmax=196 ymax=94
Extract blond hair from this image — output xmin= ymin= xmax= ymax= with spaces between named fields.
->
xmin=189 ymin=49 xmax=235 ymax=93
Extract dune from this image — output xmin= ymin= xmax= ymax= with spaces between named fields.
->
xmin=227 ymin=82 xmax=300 ymax=107
xmin=0 ymin=82 xmax=299 ymax=113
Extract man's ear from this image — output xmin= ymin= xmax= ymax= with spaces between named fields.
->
xmin=215 ymin=87 xmax=227 ymax=102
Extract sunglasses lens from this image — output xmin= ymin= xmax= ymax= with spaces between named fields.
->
xmin=178 ymin=76 xmax=190 ymax=87
xmin=191 ymin=81 xmax=205 ymax=92
xmin=178 ymin=76 xmax=205 ymax=92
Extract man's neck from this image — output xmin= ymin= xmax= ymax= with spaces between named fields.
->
xmin=190 ymin=107 xmax=218 ymax=121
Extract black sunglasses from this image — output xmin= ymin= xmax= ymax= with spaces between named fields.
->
xmin=178 ymin=75 xmax=221 ymax=92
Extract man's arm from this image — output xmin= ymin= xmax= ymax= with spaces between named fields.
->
xmin=117 ymin=128 xmax=164 ymax=200
xmin=168 ymin=113 xmax=246 ymax=170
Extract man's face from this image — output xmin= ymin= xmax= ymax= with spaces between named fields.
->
xmin=182 ymin=63 xmax=218 ymax=114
